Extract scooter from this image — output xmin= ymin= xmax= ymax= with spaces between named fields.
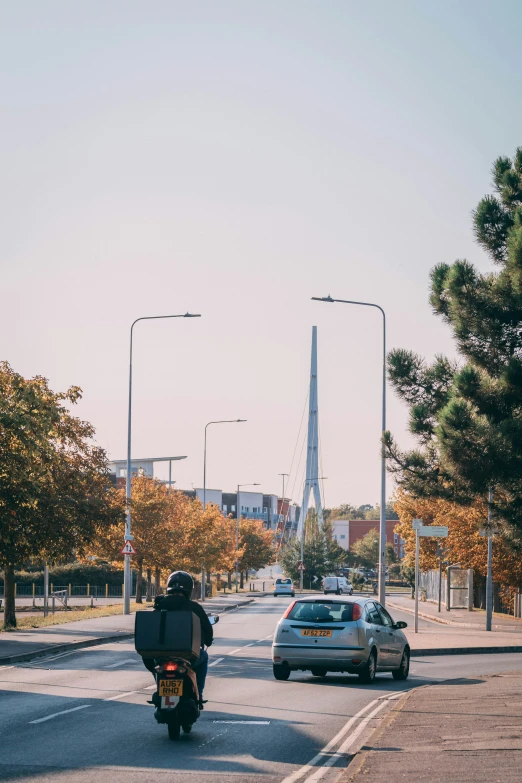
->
xmin=152 ymin=614 xmax=219 ymax=741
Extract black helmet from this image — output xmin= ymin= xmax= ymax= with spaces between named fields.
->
xmin=167 ymin=571 xmax=194 ymax=598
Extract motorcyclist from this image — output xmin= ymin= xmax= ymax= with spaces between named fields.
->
xmin=143 ymin=570 xmax=213 ymax=704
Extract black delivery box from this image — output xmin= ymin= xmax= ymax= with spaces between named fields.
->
xmin=135 ymin=610 xmax=201 ymax=662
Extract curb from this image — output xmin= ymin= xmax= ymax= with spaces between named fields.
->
xmin=0 ymin=598 xmax=254 ymax=667
xmin=387 ymin=599 xmax=522 ymax=631
xmin=339 ymin=689 xmax=417 ymax=782
xmin=409 ymin=644 xmax=522 ymax=657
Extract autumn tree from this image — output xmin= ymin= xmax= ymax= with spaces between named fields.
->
xmin=279 ymin=513 xmax=347 ymax=586
xmin=238 ymin=517 xmax=275 ymax=586
xmin=0 ymin=363 xmax=123 ymax=629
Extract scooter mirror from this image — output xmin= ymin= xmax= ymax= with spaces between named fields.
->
xmin=208 ymin=614 xmax=220 ymax=625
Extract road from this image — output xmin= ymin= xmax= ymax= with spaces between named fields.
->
xmin=1 ymin=595 xmax=521 ymax=783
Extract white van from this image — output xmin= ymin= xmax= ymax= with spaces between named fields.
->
xmin=323 ymin=576 xmax=353 ymax=595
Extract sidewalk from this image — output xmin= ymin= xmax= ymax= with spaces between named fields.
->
xmin=388 ymin=592 xmax=522 ymax=632
xmin=0 ymin=594 xmax=255 ymax=666
xmin=386 ymin=593 xmax=522 ymax=655
xmin=344 ymin=673 xmax=522 ymax=782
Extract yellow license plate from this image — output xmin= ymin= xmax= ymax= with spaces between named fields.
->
xmin=301 ymin=629 xmax=333 ymax=637
xmin=158 ymin=679 xmax=183 ymax=697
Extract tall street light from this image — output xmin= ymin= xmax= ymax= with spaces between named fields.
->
xmin=278 ymin=473 xmax=289 ymax=544
xmin=312 ymin=294 xmax=388 ymax=607
xmin=124 ymin=312 xmax=201 ymax=615
xmin=236 ymin=482 xmax=260 ymax=593
xmin=203 ymin=420 xmax=246 ymax=509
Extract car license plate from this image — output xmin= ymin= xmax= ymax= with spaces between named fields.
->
xmin=158 ymin=679 xmax=183 ymax=697
xmin=301 ymin=629 xmax=332 ymax=637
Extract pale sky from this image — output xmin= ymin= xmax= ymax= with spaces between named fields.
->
xmin=2 ymin=1 xmax=522 ymax=509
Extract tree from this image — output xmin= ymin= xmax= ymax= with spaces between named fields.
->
xmin=394 ymin=491 xmax=522 ymax=591
xmin=385 ymin=148 xmax=522 ymax=528
xmin=238 ymin=518 xmax=275 ymax=575
xmin=324 ymin=502 xmax=399 ymax=521
xmin=350 ymin=529 xmax=397 ymax=570
xmin=279 ymin=513 xmax=347 ymax=586
xmin=0 ymin=363 xmax=123 ymax=628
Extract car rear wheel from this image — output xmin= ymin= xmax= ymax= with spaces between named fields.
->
xmin=358 ymin=649 xmax=377 ymax=684
xmin=273 ymin=664 xmax=291 ymax=681
xmin=392 ymin=649 xmax=410 ymax=681
xmin=311 ymin=667 xmax=327 ymax=677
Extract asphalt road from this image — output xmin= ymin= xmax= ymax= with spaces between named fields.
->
xmin=1 ymin=595 xmax=521 ymax=783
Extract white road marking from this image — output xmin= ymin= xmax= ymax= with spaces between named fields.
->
xmin=208 ymin=657 xmax=225 ymax=667
xmin=228 ymin=648 xmax=243 ymax=655
xmin=212 ymin=720 xmax=270 ymax=726
xmin=29 ymin=704 xmax=92 ymax=724
xmin=103 ymin=659 xmax=138 ymax=669
xmin=144 ymin=684 xmax=157 ymax=690
xmin=303 ymin=701 xmax=388 ymax=781
xmin=104 ymin=691 xmax=137 ymax=702
xmin=279 ymin=698 xmax=381 ymax=783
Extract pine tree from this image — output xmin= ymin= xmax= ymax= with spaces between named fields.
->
xmin=385 ymin=149 xmax=522 ymax=526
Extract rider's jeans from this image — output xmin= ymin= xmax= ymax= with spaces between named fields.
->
xmin=193 ymin=647 xmax=208 ymax=698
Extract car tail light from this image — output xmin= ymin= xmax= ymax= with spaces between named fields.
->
xmin=283 ymin=601 xmax=296 ymax=619
xmin=352 ymin=603 xmax=362 ymax=621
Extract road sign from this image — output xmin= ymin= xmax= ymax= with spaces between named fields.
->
xmin=297 ymin=561 xmax=305 ymax=571
xmin=412 ymin=518 xmax=423 ymax=529
xmin=312 ymin=575 xmax=319 ymax=583
xmin=121 ymin=540 xmax=137 ymax=555
xmin=418 ymin=526 xmax=448 ymax=538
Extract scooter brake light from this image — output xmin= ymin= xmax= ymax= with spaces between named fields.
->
xmin=163 ymin=661 xmax=178 ymax=671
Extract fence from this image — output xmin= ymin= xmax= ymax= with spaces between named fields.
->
xmin=0 ymin=583 xmax=156 ymax=599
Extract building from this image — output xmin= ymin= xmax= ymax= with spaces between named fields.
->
xmin=184 ymin=488 xmax=299 ymax=532
xmin=330 ymin=518 xmax=404 ymax=559
xmin=108 ymin=456 xmax=187 ymax=487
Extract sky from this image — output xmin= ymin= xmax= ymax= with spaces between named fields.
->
xmin=2 ymin=1 xmax=522 ymax=510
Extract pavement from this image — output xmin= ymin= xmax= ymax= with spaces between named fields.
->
xmin=343 ymin=672 xmax=522 ymax=782
xmin=387 ymin=593 xmax=522 ymax=655
xmin=0 ymin=595 xmax=256 ymax=665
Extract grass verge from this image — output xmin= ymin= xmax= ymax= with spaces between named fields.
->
xmin=1 ymin=602 xmax=149 ymax=632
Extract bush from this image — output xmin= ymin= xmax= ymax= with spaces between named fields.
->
xmin=0 ymin=562 xmax=125 ymax=587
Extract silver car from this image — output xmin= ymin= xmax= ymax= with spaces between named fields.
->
xmin=272 ymin=596 xmax=409 ymax=683
xmin=273 ymin=577 xmax=295 ymax=597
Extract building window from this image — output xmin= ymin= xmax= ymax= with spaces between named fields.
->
xmin=263 ymin=507 xmax=268 ymax=513
xmin=394 ymin=533 xmax=399 ymax=544
xmin=223 ymin=505 xmax=228 ymax=513
xmin=340 ymin=534 xmax=346 ymax=539
xmin=231 ymin=505 xmax=236 ymax=512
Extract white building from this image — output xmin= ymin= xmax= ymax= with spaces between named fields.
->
xmin=331 ymin=519 xmax=350 ymax=550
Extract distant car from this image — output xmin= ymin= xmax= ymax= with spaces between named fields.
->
xmin=273 ymin=577 xmax=295 ymax=597
xmin=272 ymin=596 xmax=409 ymax=682
xmin=323 ymin=576 xmax=353 ymax=595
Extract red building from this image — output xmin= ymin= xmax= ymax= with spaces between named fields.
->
xmin=330 ymin=518 xmax=403 ymax=558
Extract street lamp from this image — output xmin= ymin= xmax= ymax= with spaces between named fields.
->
xmin=278 ymin=473 xmax=289 ymax=544
xmin=236 ymin=482 xmax=260 ymax=593
xmin=203 ymin=420 xmax=246 ymax=509
xmin=124 ymin=312 xmax=201 ymax=615
xmin=312 ymin=294 xmax=388 ymax=607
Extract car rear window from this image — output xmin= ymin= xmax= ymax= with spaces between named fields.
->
xmin=286 ymin=601 xmax=357 ymax=623
xmin=276 ymin=578 xmax=292 ymax=584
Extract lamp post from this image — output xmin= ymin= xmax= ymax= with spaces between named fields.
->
xmin=278 ymin=473 xmax=289 ymax=542
xmin=236 ymin=482 xmax=260 ymax=592
xmin=124 ymin=312 xmax=201 ymax=615
xmin=203 ymin=420 xmax=246 ymax=509
xmin=312 ymin=294 xmax=388 ymax=607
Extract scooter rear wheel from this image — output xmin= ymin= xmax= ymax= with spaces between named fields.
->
xmin=167 ymin=714 xmax=181 ymax=741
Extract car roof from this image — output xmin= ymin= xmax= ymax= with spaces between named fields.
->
xmin=292 ymin=596 xmax=372 ymax=605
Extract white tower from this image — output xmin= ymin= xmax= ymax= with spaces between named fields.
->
xmin=297 ymin=325 xmax=323 ymax=536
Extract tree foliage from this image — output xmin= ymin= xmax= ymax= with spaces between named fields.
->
xmin=394 ymin=491 xmax=522 ymax=589
xmin=0 ymin=362 xmax=123 ymax=628
xmin=324 ymin=502 xmax=398 ymax=521
xmin=350 ymin=528 xmax=397 ymax=569
xmin=279 ymin=513 xmax=347 ymax=585
xmin=385 ymin=149 xmax=522 ymax=527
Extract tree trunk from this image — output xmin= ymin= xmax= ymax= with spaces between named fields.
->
xmin=155 ymin=567 xmax=161 ymax=596
xmin=146 ymin=568 xmax=152 ymax=602
xmin=227 ymin=571 xmax=232 ymax=589
xmin=3 ymin=565 xmax=16 ymax=629
xmin=135 ymin=559 xmax=143 ymax=604
xmin=240 ymin=571 xmax=244 ymax=589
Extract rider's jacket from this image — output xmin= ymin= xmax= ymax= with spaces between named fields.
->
xmin=153 ymin=593 xmax=214 ymax=647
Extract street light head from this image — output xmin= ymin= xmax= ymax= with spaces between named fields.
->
xmin=183 ymin=312 xmax=202 ymax=318
xmin=311 ymin=295 xmax=334 ymax=303
xmin=237 ymin=419 xmax=247 ymax=422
